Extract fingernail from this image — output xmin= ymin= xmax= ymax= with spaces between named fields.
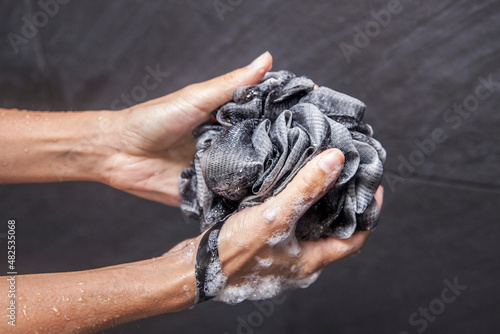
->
xmin=317 ymin=149 xmax=344 ymax=174
xmin=247 ymin=51 xmax=270 ymax=70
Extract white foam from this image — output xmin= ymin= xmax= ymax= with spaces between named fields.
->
xmin=183 ymin=284 xmax=191 ymax=299
xmin=204 ymin=259 xmax=228 ymax=297
xmin=215 ymin=270 xmax=322 ymax=305
xmin=297 ymin=270 xmax=322 ymax=288
xmin=283 ymin=238 xmax=302 ymax=257
xmin=255 ymin=256 xmax=273 ymax=268
xmin=215 ymin=276 xmax=281 ymax=304
xmin=263 ymin=208 xmax=276 ymax=222
xmin=267 ymin=230 xmax=289 ymax=246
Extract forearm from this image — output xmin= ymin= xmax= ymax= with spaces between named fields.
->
xmin=0 ymin=243 xmax=198 ymax=333
xmin=0 ymin=108 xmax=119 ymax=184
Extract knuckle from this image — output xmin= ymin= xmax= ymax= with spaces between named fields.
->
xmin=342 ymin=237 xmax=365 ymax=255
xmin=351 ymin=238 xmax=366 ymax=253
xmin=183 ymin=84 xmax=200 ymax=101
xmin=221 ymin=70 xmax=238 ymax=86
xmin=260 ymin=198 xmax=289 ymax=230
xmin=295 ymin=169 xmax=320 ymax=198
xmin=297 ymin=261 xmax=317 ymax=279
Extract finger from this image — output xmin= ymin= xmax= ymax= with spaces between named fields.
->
xmin=265 ymin=148 xmax=345 ymax=230
xmin=300 ymin=230 xmax=371 ymax=272
xmin=166 ymin=51 xmax=273 ymax=125
xmin=374 ymin=185 xmax=384 ymax=210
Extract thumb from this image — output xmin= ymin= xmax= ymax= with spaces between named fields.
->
xmin=265 ymin=148 xmax=345 ymax=231
xmin=299 ymin=230 xmax=371 ymax=274
xmin=166 ymin=51 xmax=273 ymax=126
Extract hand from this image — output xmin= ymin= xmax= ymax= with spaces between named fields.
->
xmin=102 ymin=52 xmax=273 ymax=206
xmin=170 ymin=148 xmax=384 ymax=302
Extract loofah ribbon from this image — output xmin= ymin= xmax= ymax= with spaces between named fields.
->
xmin=179 ymin=71 xmax=386 ymax=240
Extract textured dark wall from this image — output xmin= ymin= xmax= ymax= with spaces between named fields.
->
xmin=0 ymin=1 xmax=499 ymax=333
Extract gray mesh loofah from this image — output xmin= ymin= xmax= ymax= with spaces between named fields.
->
xmin=179 ymin=71 xmax=386 ymax=240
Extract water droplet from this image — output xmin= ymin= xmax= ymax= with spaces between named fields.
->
xmin=64 ymin=315 xmax=71 ymax=321
xmin=35 ymin=116 xmax=40 ymax=121
xmin=38 ymin=298 xmax=42 ymax=302
xmin=98 ymin=116 xmax=102 ymax=120
xmin=23 ymin=148 xmax=29 ymax=153
xmin=22 ymin=308 xmax=30 ymax=320
xmin=26 ymin=115 xmax=30 ymax=119
xmin=51 ymin=306 xmax=61 ymax=316
xmin=77 ymin=297 xmax=87 ymax=303
xmin=1 ymin=112 xmax=4 ymax=116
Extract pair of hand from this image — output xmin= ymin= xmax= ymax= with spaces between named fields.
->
xmin=105 ymin=51 xmax=383 ymax=292
xmin=0 ymin=51 xmax=383 ymax=334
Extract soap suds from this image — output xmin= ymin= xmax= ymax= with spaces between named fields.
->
xmin=204 ymin=259 xmax=228 ymax=297
xmin=255 ymin=256 xmax=273 ymax=269
xmin=214 ymin=270 xmax=322 ymax=304
xmin=263 ymin=208 xmax=276 ymax=222
xmin=282 ymin=238 xmax=302 ymax=257
xmin=267 ymin=230 xmax=290 ymax=247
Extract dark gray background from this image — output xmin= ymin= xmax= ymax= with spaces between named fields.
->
xmin=1 ymin=1 xmax=499 ymax=333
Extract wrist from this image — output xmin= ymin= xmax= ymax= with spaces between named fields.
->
xmin=48 ymin=109 xmax=127 ymax=184
xmin=80 ymin=109 xmax=129 ymax=184
xmin=0 ymin=108 xmax=125 ymax=184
